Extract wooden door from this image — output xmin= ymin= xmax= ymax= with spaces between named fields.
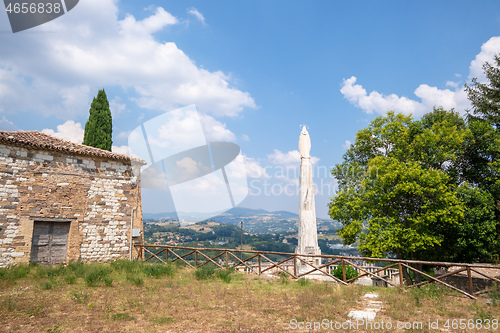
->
xmin=31 ymin=221 xmax=70 ymax=265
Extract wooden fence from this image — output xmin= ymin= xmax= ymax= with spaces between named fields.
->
xmin=134 ymin=244 xmax=500 ymax=300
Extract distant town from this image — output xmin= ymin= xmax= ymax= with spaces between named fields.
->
xmin=143 ymin=207 xmax=359 ymax=257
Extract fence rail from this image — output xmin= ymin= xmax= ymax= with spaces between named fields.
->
xmin=134 ymin=244 xmax=500 ymax=299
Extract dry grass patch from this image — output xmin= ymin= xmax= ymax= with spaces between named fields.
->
xmin=0 ymin=261 xmax=498 ymax=332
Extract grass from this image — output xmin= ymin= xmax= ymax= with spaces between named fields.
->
xmin=0 ymin=260 xmax=497 ymax=332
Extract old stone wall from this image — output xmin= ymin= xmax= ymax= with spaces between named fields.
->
xmin=0 ymin=143 xmax=143 ymax=267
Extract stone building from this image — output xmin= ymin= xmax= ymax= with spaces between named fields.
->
xmin=0 ymin=131 xmax=145 ymax=267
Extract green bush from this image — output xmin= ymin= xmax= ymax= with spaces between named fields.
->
xmin=490 ymin=282 xmax=500 ymax=306
xmin=84 ymin=266 xmax=111 ymax=287
xmin=104 ymin=276 xmax=113 ymax=287
xmin=126 ymin=275 xmax=144 ymax=286
xmin=332 ymin=263 xmax=359 ymax=281
xmin=0 ymin=267 xmax=7 ymax=278
xmin=71 ymin=291 xmax=89 ymax=304
xmin=64 ymin=275 xmax=77 ymax=285
xmin=297 ymin=278 xmax=310 ymax=287
xmin=278 ymin=271 xmax=289 ymax=284
xmin=66 ymin=261 xmax=86 ymax=277
xmin=215 ymin=268 xmax=234 ymax=283
xmin=41 ymin=281 xmax=53 ymax=290
xmin=5 ymin=264 xmax=31 ymax=280
xmin=143 ymin=263 xmax=174 ymax=278
xmin=111 ymin=259 xmax=142 ymax=273
xmin=194 ymin=265 xmax=215 ymax=280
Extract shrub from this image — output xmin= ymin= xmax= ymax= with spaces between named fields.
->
xmin=111 ymin=259 xmax=142 ymax=273
xmin=490 ymin=282 xmax=500 ymax=306
xmin=71 ymin=291 xmax=89 ymax=304
xmin=215 ymin=268 xmax=233 ymax=283
xmin=104 ymin=277 xmax=113 ymax=287
xmin=194 ymin=265 xmax=215 ymax=280
xmin=6 ymin=264 xmax=31 ymax=280
xmin=332 ymin=263 xmax=359 ymax=281
xmin=143 ymin=263 xmax=174 ymax=278
xmin=126 ymin=275 xmax=144 ymax=286
xmin=278 ymin=271 xmax=289 ymax=284
xmin=34 ymin=265 xmax=48 ymax=278
xmin=84 ymin=266 xmax=111 ymax=287
xmin=67 ymin=261 xmax=86 ymax=277
xmin=41 ymin=281 xmax=53 ymax=290
xmin=297 ymin=278 xmax=310 ymax=287
xmin=64 ymin=275 xmax=77 ymax=285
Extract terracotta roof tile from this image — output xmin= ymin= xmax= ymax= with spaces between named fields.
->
xmin=0 ymin=130 xmax=145 ymax=164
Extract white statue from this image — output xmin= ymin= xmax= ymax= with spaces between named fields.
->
xmin=296 ymin=125 xmax=321 ymax=276
xmin=299 ymin=126 xmax=311 ymax=158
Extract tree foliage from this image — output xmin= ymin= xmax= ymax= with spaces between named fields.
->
xmin=329 ymin=108 xmax=499 ymax=263
xmin=83 ymin=89 xmax=113 ymax=151
xmin=465 ymin=55 xmax=500 ymax=129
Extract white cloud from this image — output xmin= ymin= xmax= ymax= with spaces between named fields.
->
xmin=469 ymin=36 xmax=500 ymax=81
xmin=116 ymin=130 xmax=131 ymax=140
xmin=176 ymin=157 xmax=201 ymax=180
xmin=112 ymin=145 xmax=129 ymax=155
xmin=341 ymin=37 xmax=500 ymax=117
xmin=42 ymin=120 xmax=84 ymax=143
xmin=109 ymin=96 xmax=127 ymax=118
xmin=241 ymin=134 xmax=250 ymax=142
xmin=243 ymin=155 xmax=270 ymax=179
xmin=0 ymin=116 xmax=16 ymax=131
xmin=144 ymin=107 xmax=236 ymax=150
xmin=267 ymin=149 xmax=320 ymax=166
xmin=120 ymin=7 xmax=177 ymax=35
xmin=342 ymin=140 xmax=352 ymax=150
xmin=341 ymin=76 xmax=472 ymax=117
xmin=188 ymin=8 xmax=206 ymax=25
xmin=341 ymin=77 xmax=426 ymax=115
xmin=0 ymin=0 xmax=255 ymax=119
xmin=199 ymin=114 xmax=237 ymax=142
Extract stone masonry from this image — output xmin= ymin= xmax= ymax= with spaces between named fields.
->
xmin=0 ymin=131 xmax=145 ymax=267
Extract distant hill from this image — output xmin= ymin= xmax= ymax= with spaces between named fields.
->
xmin=222 ymin=207 xmax=270 ymax=217
xmin=143 ymin=212 xmax=178 ymax=220
xmin=143 ymin=207 xmax=340 ymax=234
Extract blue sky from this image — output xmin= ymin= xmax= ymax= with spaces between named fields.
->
xmin=1 ymin=1 xmax=500 ymax=218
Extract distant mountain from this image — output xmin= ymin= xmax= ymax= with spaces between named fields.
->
xmin=222 ymin=207 xmax=269 ymax=217
xmin=143 ymin=207 xmax=339 ymax=234
xmin=143 ymin=212 xmax=178 ymax=220
xmin=270 ymin=210 xmax=299 ymax=219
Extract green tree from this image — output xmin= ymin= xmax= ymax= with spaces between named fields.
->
xmin=464 ymin=54 xmax=500 ymax=262
xmin=332 ymin=155 xmax=463 ymax=260
xmin=465 ymin=55 xmax=500 ymax=129
xmin=83 ymin=89 xmax=112 ymax=151
xmin=329 ymin=109 xmax=499 ymax=264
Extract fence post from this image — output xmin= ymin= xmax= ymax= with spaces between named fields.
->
xmin=258 ymin=255 xmax=262 ymax=275
xmin=467 ymin=266 xmax=474 ymax=295
xmin=166 ymin=247 xmax=169 ymax=263
xmin=293 ymin=255 xmax=297 ymax=277
xmin=195 ymin=250 xmax=198 ymax=268
xmin=342 ymin=259 xmax=346 ymax=282
xmin=398 ymin=263 xmax=404 ymax=287
xmin=225 ymin=251 xmax=228 ymax=270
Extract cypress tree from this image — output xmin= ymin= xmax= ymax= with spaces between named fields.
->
xmin=83 ymin=89 xmax=113 ymax=151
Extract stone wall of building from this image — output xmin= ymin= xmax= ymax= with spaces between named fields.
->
xmin=0 ymin=143 xmax=143 ymax=267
